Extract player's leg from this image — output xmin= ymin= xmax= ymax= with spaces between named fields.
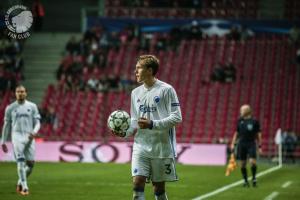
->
xmin=240 ymin=160 xmax=249 ymax=187
xmin=12 ymin=141 xmax=29 ymax=195
xmin=152 ymin=182 xmax=168 ymax=200
xmin=25 ymin=161 xmax=35 ymax=177
xmin=249 ymin=143 xmax=257 ymax=187
xmin=151 ymin=158 xmax=178 ymax=200
xmin=133 ymin=176 xmax=147 ymax=200
xmin=24 ymin=140 xmax=35 ymax=178
xmin=238 ymin=143 xmax=249 ymax=187
xmin=132 ymin=155 xmax=150 ymax=200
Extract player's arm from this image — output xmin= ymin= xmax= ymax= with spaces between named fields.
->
xmin=256 ymin=131 xmax=262 ymax=153
xmin=148 ymin=87 xmax=182 ymax=130
xmin=230 ymin=131 xmax=238 ymax=151
xmin=29 ymin=104 xmax=41 ymax=139
xmin=1 ymin=106 xmax=12 ymax=153
xmin=256 ymin=121 xmax=262 ymax=153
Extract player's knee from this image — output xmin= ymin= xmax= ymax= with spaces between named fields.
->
xmin=17 ymin=157 xmax=25 ymax=162
xmin=250 ymin=160 xmax=256 ymax=166
xmin=240 ymin=161 xmax=247 ymax=168
xmin=133 ymin=176 xmax=146 ymax=189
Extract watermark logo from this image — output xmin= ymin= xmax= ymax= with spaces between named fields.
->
xmin=5 ymin=5 xmax=33 ymax=39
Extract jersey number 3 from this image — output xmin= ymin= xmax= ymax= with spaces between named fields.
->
xmin=165 ymin=164 xmax=171 ymax=174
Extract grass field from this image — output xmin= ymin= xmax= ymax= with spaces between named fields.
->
xmin=0 ymin=162 xmax=299 ymax=200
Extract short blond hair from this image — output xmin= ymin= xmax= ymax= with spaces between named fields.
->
xmin=137 ymin=55 xmax=159 ymax=75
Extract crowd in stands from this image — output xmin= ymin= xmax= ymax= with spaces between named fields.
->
xmin=56 ymin=20 xmax=300 ymax=92
xmin=0 ymin=29 xmax=24 ymax=95
xmin=210 ymin=62 xmax=236 ymax=83
xmin=40 ymin=106 xmax=58 ymax=128
xmin=56 ymin=25 xmax=139 ymax=93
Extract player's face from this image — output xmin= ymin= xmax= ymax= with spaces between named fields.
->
xmin=135 ymin=62 xmax=152 ymax=83
xmin=15 ymin=87 xmax=27 ymax=102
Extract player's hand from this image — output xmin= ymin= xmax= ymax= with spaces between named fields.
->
xmin=258 ymin=147 xmax=263 ymax=155
xmin=111 ymin=130 xmax=126 ymax=138
xmin=230 ymin=144 xmax=235 ymax=152
xmin=29 ymin=133 xmax=41 ymax=140
xmin=138 ymin=118 xmax=151 ymax=129
xmin=1 ymin=144 xmax=8 ymax=153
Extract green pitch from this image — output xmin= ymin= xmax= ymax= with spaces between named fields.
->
xmin=0 ymin=162 xmax=299 ymax=200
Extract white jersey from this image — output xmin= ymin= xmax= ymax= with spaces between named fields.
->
xmin=1 ymin=100 xmax=41 ymax=144
xmin=128 ymin=79 xmax=182 ymax=158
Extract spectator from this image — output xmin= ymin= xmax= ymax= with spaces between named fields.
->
xmin=107 ymin=74 xmax=121 ymax=91
xmin=241 ymin=25 xmax=254 ymax=41
xmin=224 ymin=62 xmax=236 ymax=83
xmin=108 ymin=31 xmax=121 ymax=50
xmin=296 ymin=48 xmax=300 ymax=65
xmin=87 ymin=74 xmax=99 ymax=92
xmin=282 ymin=129 xmax=297 ymax=164
xmin=139 ymin=33 xmax=152 ymax=51
xmin=289 ymin=25 xmax=300 ymax=46
xmin=65 ymin=74 xmax=76 ymax=91
xmin=226 ymin=26 xmax=241 ymax=41
xmin=155 ymin=34 xmax=168 ymax=51
xmin=188 ymin=20 xmax=203 ymax=40
xmin=66 ymin=36 xmax=80 ymax=55
xmin=40 ymin=106 xmax=58 ymax=130
xmin=169 ymin=26 xmax=182 ymax=50
xmin=211 ymin=62 xmax=225 ymax=83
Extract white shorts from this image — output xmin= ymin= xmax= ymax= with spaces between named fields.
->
xmin=131 ymin=155 xmax=178 ymax=182
xmin=12 ymin=134 xmax=35 ymax=161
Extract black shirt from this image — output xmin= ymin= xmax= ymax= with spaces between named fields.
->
xmin=236 ymin=117 xmax=261 ymax=143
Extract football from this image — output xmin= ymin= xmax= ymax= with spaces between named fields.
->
xmin=107 ymin=110 xmax=130 ymax=137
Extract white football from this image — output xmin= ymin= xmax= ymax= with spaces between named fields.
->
xmin=107 ymin=110 xmax=130 ymax=137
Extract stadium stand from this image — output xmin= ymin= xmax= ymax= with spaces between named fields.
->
xmin=0 ymin=30 xmax=24 ymax=127
xmin=34 ymin=29 xmax=299 ymax=158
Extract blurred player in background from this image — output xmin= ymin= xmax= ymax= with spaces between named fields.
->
xmin=1 ymin=85 xmax=41 ymax=195
xmin=230 ymin=104 xmax=262 ymax=187
xmin=124 ymin=55 xmax=182 ymax=200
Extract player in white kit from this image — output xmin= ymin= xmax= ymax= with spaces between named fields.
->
xmin=1 ymin=85 xmax=41 ymax=196
xmin=125 ymin=55 xmax=182 ymax=200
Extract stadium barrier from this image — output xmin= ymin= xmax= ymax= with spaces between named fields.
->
xmin=0 ymin=142 xmax=227 ymax=166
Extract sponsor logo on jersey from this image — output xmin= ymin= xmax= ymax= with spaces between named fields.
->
xmin=16 ymin=113 xmax=30 ymax=118
xmin=139 ymin=105 xmax=157 ymax=113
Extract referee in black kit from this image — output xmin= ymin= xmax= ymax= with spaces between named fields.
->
xmin=230 ymin=104 xmax=262 ymax=187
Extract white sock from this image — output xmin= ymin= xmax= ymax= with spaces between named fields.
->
xmin=155 ymin=192 xmax=168 ymax=200
xmin=17 ymin=179 xmax=22 ymax=186
xmin=17 ymin=161 xmax=28 ymax=190
xmin=133 ymin=190 xmax=145 ymax=200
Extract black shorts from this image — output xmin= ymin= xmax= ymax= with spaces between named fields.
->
xmin=236 ymin=142 xmax=257 ymax=160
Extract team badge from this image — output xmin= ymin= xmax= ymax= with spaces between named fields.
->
xmin=247 ymin=124 xmax=253 ymax=131
xmin=154 ymin=96 xmax=160 ymax=103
